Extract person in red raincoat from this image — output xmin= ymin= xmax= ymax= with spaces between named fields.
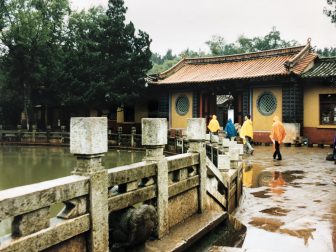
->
xmin=269 ymin=116 xmax=286 ymax=160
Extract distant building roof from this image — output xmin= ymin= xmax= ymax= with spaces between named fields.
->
xmin=302 ymin=57 xmax=336 ymax=78
xmin=148 ymin=41 xmax=317 ymax=85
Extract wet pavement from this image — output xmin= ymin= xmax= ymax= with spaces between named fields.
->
xmin=234 ymin=146 xmax=336 ymax=252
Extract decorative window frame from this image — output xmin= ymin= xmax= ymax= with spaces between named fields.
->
xmin=319 ymin=94 xmax=336 ymax=125
xmin=257 ymin=91 xmax=277 ymax=116
xmin=175 ymin=95 xmax=190 ymax=116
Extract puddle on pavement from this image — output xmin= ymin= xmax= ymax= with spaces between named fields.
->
xmin=243 ymin=162 xmax=305 ymax=189
xmin=189 ymin=216 xmax=246 ymax=252
xmin=260 ymin=207 xmax=290 ymax=216
xmin=249 ymin=217 xmax=284 ymax=232
xmin=249 ymin=217 xmax=316 ymax=245
xmin=251 ymin=189 xmax=272 ymax=198
xmin=237 ymin=147 xmax=336 ymax=251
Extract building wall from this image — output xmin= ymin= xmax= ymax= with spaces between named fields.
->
xmin=134 ymin=103 xmax=148 ymax=123
xmin=252 ymin=87 xmax=283 ymax=131
xmin=171 ymin=92 xmax=193 ymax=129
xmin=303 ymin=85 xmax=336 ymax=144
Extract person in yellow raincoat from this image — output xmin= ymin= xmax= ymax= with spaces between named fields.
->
xmin=269 ymin=115 xmax=286 ymax=160
xmin=240 ymin=115 xmax=254 ymax=154
xmin=208 ymin=115 xmax=220 ymax=141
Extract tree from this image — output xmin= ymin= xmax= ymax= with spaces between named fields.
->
xmin=101 ymin=0 xmax=152 ymax=107
xmin=60 ymin=7 xmax=107 ymax=108
xmin=206 ymin=28 xmax=298 ymax=56
xmin=0 ymin=0 xmax=70 ymax=128
xmin=324 ymin=0 xmax=336 ymax=23
xmin=316 ymin=47 xmax=336 ymax=57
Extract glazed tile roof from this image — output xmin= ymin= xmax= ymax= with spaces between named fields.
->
xmin=149 ymin=42 xmax=317 ymax=85
xmin=302 ymin=57 xmax=336 ymax=78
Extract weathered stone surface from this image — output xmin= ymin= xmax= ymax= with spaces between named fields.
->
xmin=57 ymin=196 xmax=88 ymax=220
xmin=229 ymin=148 xmax=240 ymax=161
xmin=188 ymin=141 xmax=207 ymax=213
xmin=141 ymin=118 xmax=167 ymax=146
xmin=168 ymin=175 xmax=199 ymax=198
xmin=168 ymin=188 xmax=198 ymax=228
xmin=70 ymin=117 xmax=107 ymax=155
xmin=167 ymin=153 xmax=199 ymax=172
xmin=107 ymin=161 xmax=156 ymax=187
xmin=108 ymin=185 xmax=156 ymax=212
xmin=237 ymin=144 xmax=244 ymax=155
xmin=156 ymin=158 xmax=169 ymax=238
xmin=187 ymin=118 xmax=206 ymax=141
xmin=12 ymin=207 xmax=50 ymax=237
xmin=73 ymin=155 xmax=104 ymax=175
xmin=222 ymin=138 xmax=230 ymax=147
xmin=88 ymin=170 xmax=109 ymax=252
xmin=147 ymin=210 xmax=226 ymax=251
xmin=44 ymin=234 xmax=87 ymax=252
xmin=0 ymin=175 xmax=89 ymax=220
xmin=144 ymin=146 xmax=165 ymax=161
xmin=0 ymin=215 xmax=90 ymax=252
xmin=218 ymin=154 xmax=230 ymax=171
xmin=109 ymin=205 xmax=157 ymax=248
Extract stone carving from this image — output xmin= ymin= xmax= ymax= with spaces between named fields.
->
xmin=109 ymin=204 xmax=157 ymax=248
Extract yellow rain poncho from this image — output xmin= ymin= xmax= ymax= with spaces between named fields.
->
xmin=270 ymin=116 xmax=286 ymax=144
xmin=240 ymin=118 xmax=253 ymax=140
xmin=208 ymin=115 xmax=220 ymax=133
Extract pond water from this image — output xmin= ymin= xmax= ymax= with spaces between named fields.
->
xmin=0 ymin=145 xmax=145 ymax=190
xmin=0 ymin=145 xmax=145 ymax=236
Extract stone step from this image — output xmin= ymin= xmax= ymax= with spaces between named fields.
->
xmin=145 ymin=211 xmax=227 ymax=252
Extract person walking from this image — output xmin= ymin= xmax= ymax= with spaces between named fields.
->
xmin=224 ymin=118 xmax=237 ymax=140
xmin=269 ymin=115 xmax=286 ymax=161
xmin=240 ymin=115 xmax=254 ymax=154
xmin=208 ymin=115 xmax=220 ymax=142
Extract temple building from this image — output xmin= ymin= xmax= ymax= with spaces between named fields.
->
xmin=140 ymin=40 xmax=335 ymax=144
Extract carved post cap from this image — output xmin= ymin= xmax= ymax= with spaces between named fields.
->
xmin=142 ymin=118 xmax=167 ymax=146
xmin=187 ymin=118 xmax=206 ymax=141
xmin=70 ymin=117 xmax=108 ymax=155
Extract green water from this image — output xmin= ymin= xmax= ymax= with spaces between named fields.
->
xmin=0 ymin=145 xmax=145 ymax=237
xmin=0 ymin=146 xmax=145 ymax=190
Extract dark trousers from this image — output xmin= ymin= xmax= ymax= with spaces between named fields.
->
xmin=273 ymin=141 xmax=282 ymax=160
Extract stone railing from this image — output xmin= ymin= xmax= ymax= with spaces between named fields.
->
xmin=0 ymin=125 xmax=70 ymax=145
xmin=206 ymin=138 xmax=244 ymax=213
xmin=0 ymin=117 xmax=236 ymax=251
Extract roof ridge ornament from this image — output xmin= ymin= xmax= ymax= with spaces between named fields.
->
xmin=284 ymin=38 xmax=312 ymax=71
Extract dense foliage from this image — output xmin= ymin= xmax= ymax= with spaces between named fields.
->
xmin=324 ymin=0 xmax=336 ymax=23
xmin=0 ymin=0 xmax=152 ymax=127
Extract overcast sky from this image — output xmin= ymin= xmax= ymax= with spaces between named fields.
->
xmin=71 ymin=0 xmax=336 ymax=55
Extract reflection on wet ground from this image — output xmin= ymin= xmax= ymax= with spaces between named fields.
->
xmin=235 ymin=146 xmax=336 ymax=252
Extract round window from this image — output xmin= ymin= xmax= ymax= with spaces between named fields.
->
xmin=257 ymin=92 xmax=277 ymax=116
xmin=175 ymin=95 xmax=189 ymax=116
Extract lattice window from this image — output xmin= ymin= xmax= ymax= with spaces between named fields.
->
xmin=257 ymin=92 xmax=277 ymax=116
xmin=175 ymin=95 xmax=189 ymax=116
xmin=320 ymin=94 xmax=336 ymax=125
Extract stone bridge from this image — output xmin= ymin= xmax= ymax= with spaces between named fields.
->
xmin=0 ymin=118 xmax=244 ymax=252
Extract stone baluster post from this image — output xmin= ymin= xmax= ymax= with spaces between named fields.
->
xmin=32 ymin=124 xmax=36 ymax=143
xmin=131 ymin=126 xmax=136 ymax=147
xmin=142 ymin=118 xmax=168 ymax=238
xmin=46 ymin=125 xmax=51 ymax=143
xmin=117 ymin=126 xmax=122 ymax=146
xmin=187 ymin=118 xmax=207 ymax=213
xmin=17 ymin=125 xmax=22 ymax=142
xmin=70 ymin=117 xmax=109 ymax=252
